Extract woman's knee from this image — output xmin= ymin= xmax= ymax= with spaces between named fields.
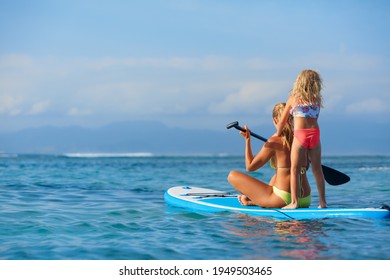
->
xmin=227 ymin=170 xmax=240 ymax=183
xmin=228 ymin=170 xmax=247 ymax=185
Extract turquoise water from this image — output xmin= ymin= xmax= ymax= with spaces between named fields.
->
xmin=0 ymin=154 xmax=389 ymax=260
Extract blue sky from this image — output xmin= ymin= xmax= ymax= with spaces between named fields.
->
xmin=0 ymin=0 xmax=389 ymax=153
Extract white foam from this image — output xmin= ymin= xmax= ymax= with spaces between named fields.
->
xmin=63 ymin=152 xmax=154 ymax=158
xmin=0 ymin=153 xmax=18 ymax=158
xmin=359 ymin=166 xmax=390 ymax=171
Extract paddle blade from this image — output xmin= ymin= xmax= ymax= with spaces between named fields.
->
xmin=322 ymin=164 xmax=350 ymax=186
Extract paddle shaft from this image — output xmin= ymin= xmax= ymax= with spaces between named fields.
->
xmin=231 ymin=124 xmax=268 ymax=142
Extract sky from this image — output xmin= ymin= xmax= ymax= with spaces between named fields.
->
xmin=0 ymin=0 xmax=389 ymax=154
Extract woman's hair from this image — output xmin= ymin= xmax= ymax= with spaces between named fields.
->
xmin=291 ymin=69 xmax=323 ymax=107
xmin=273 ymin=102 xmax=293 ymax=150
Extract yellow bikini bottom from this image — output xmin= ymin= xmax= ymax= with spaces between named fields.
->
xmin=272 ymin=186 xmax=311 ymax=208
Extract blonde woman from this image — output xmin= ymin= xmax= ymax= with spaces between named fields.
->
xmin=228 ymin=103 xmax=311 ymax=208
xmin=275 ymin=70 xmax=326 ymax=209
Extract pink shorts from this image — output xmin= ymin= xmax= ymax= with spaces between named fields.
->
xmin=294 ymin=128 xmax=320 ymax=149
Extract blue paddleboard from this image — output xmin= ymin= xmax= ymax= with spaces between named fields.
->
xmin=164 ymin=186 xmax=390 ymax=220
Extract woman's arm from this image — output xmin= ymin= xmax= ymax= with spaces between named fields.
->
xmin=242 ymin=126 xmax=275 ymax=172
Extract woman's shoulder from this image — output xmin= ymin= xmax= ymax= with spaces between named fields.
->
xmin=268 ymin=135 xmax=282 ymax=142
xmin=266 ymin=136 xmax=290 ymax=152
xmin=266 ymin=136 xmax=284 ymax=148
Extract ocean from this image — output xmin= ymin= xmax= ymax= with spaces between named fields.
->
xmin=0 ymin=154 xmax=389 ymax=260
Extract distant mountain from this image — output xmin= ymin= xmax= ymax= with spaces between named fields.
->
xmin=0 ymin=121 xmax=247 ymax=155
xmin=319 ymin=119 xmax=390 ymax=156
xmin=0 ymin=119 xmax=388 ymax=155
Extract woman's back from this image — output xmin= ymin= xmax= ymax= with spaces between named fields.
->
xmin=270 ymin=136 xmax=311 ymax=197
xmin=268 ymin=136 xmax=291 ymax=193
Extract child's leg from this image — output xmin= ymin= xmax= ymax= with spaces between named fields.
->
xmin=308 ymin=141 xmax=327 ymax=208
xmin=283 ymin=139 xmax=305 ymax=209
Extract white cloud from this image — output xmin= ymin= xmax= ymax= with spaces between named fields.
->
xmin=0 ymin=95 xmax=23 ymax=116
xmin=67 ymin=107 xmax=92 ymax=116
xmin=90 ymin=56 xmax=233 ymax=71
xmin=0 ymin=54 xmax=34 ymax=69
xmin=299 ymin=53 xmax=382 ymax=71
xmin=210 ymin=81 xmax=289 ymax=115
xmin=0 ymin=52 xmax=389 ymax=130
xmin=346 ymin=98 xmax=389 ymax=114
xmin=28 ymin=101 xmax=50 ymax=115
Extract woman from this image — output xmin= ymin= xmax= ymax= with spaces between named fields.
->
xmin=228 ymin=103 xmax=311 ymax=208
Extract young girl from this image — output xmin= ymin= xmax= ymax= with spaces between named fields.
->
xmin=275 ymin=69 xmax=327 ymax=209
xmin=228 ymin=103 xmax=311 ymax=208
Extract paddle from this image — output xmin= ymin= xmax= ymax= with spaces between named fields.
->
xmin=226 ymin=121 xmax=350 ymax=186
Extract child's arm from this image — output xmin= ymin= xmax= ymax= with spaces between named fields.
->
xmin=274 ymin=96 xmax=293 ymax=136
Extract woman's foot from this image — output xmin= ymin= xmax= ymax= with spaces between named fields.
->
xmin=238 ymin=195 xmax=256 ymax=206
xmin=282 ymin=202 xmax=298 ymax=209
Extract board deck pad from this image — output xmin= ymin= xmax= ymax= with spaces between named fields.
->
xmin=164 ymin=186 xmax=390 ymax=220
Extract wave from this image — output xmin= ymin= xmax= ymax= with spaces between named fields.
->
xmin=62 ymin=152 xmax=235 ymax=158
xmin=63 ymin=152 xmax=154 ymax=158
xmin=358 ymin=166 xmax=390 ymax=171
xmin=0 ymin=153 xmax=18 ymax=158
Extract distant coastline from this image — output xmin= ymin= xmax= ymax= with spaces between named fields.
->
xmin=0 ymin=120 xmax=388 ymax=155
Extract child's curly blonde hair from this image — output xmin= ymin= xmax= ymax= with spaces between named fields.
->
xmin=291 ymin=69 xmax=323 ymax=107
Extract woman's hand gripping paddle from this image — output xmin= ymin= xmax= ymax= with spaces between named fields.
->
xmin=226 ymin=121 xmax=350 ymax=186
